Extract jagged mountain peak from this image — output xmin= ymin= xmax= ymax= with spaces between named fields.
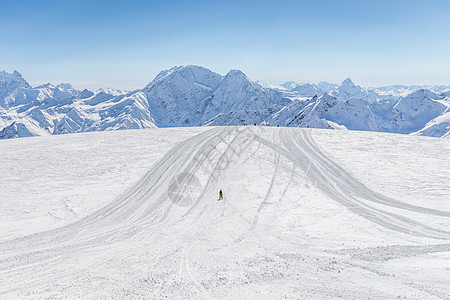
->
xmin=35 ymin=82 xmax=75 ymax=92
xmin=1 ymin=70 xmax=23 ymax=79
xmin=330 ymin=77 xmax=371 ymax=101
xmin=341 ymin=78 xmax=355 ymax=86
xmin=0 ymin=70 xmax=32 ymax=107
xmin=56 ymin=83 xmax=75 ymax=91
xmin=78 ymin=89 xmax=94 ymax=99
xmin=36 ymin=83 xmax=56 ymax=89
xmin=0 ymin=70 xmax=31 ymax=88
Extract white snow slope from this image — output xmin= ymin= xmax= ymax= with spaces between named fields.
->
xmin=0 ymin=126 xmax=449 ymax=299
xmin=1 ymin=66 xmax=450 ymax=139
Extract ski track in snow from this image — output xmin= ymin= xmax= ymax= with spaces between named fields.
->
xmin=0 ymin=126 xmax=449 ymax=299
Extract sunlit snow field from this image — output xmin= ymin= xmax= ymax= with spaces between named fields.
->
xmin=0 ymin=127 xmax=209 ymax=240
xmin=0 ymin=126 xmax=449 ymax=299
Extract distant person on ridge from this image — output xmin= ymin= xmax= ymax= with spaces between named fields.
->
xmin=219 ymin=189 xmax=223 ymax=200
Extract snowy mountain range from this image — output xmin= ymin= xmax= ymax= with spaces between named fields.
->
xmin=1 ymin=66 xmax=449 ymax=139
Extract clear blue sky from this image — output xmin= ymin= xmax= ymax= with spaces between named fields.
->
xmin=1 ymin=0 xmax=449 ymax=90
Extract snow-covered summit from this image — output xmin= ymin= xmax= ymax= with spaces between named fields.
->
xmin=200 ymin=68 xmax=287 ymax=125
xmin=392 ymin=89 xmax=447 ymax=132
xmin=95 ymin=88 xmax=128 ymax=96
xmin=215 ymin=69 xmax=256 ymax=94
xmin=57 ymin=83 xmax=75 ymax=90
xmin=331 ymin=78 xmax=363 ymax=98
xmin=330 ymin=78 xmax=378 ymax=102
xmin=224 ymin=69 xmax=249 ymax=79
xmin=78 ymin=89 xmax=94 ymax=99
xmin=143 ymin=65 xmax=223 ymax=126
xmin=341 ymin=77 xmax=355 ymax=86
xmin=145 ymin=65 xmax=222 ymax=91
xmin=0 ymin=71 xmax=31 ymax=107
xmin=0 ymin=70 xmax=30 ymax=88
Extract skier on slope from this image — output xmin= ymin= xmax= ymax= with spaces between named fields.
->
xmin=219 ymin=189 xmax=223 ymax=200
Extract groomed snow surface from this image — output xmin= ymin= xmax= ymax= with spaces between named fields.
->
xmin=0 ymin=126 xmax=449 ymax=299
